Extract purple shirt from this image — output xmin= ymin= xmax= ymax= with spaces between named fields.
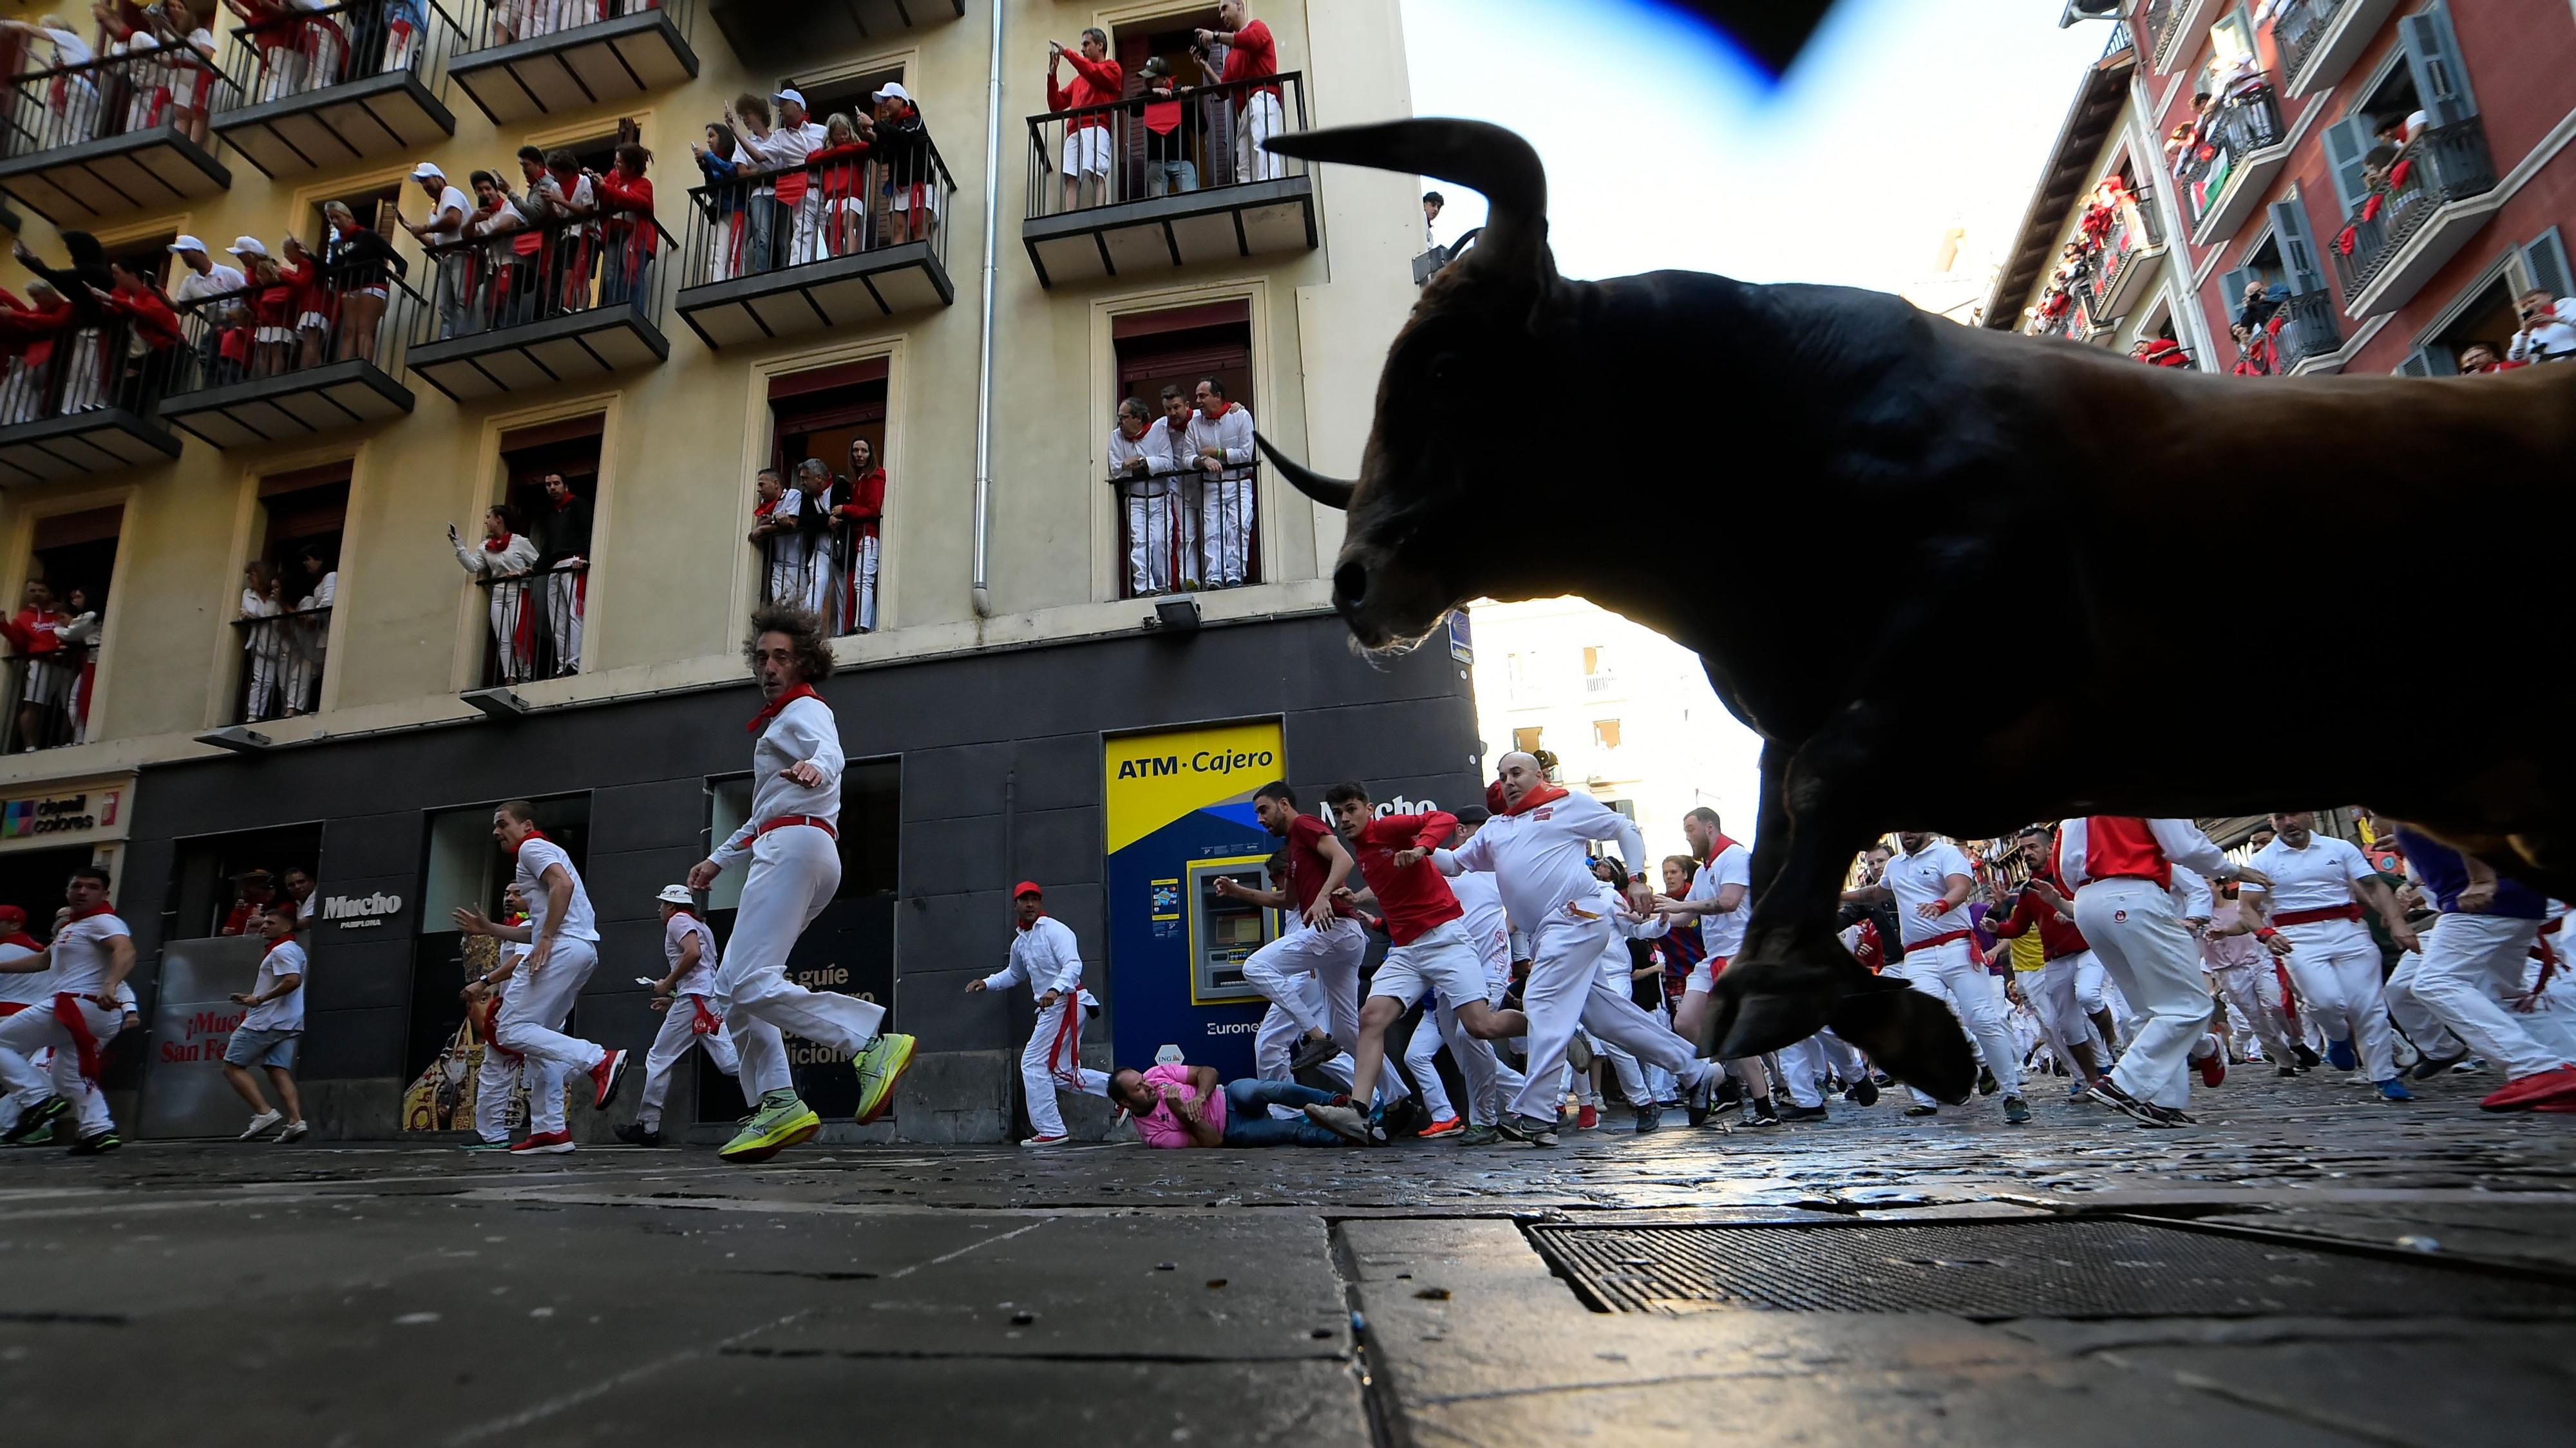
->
xmin=2395 ymin=827 xmax=2548 ymax=921
xmin=1131 ymin=1062 xmax=1227 ymax=1149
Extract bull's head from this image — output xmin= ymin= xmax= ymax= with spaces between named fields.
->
xmin=1256 ymin=120 xmax=1564 ymax=651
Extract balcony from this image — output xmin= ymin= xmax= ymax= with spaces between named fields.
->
xmin=0 ymin=47 xmax=232 ymax=224
xmin=2273 ymin=0 xmax=2400 ymax=99
xmin=447 ymin=0 xmax=698 ymax=127
xmin=2179 ymin=81 xmax=2289 ymax=244
xmin=2275 ymin=286 xmax=2344 ymax=372
xmin=2331 ymin=120 xmax=2502 ymax=319
xmin=2143 ymin=0 xmax=2217 ymax=73
xmin=406 ymin=211 xmax=674 ymax=402
xmin=0 ymin=646 xmax=91 ymax=752
xmin=704 ymin=0 xmax=961 ymax=66
xmin=1022 ymin=73 xmax=1316 ymax=289
xmin=1111 ymin=463 xmax=1262 ymax=599
xmin=0 ymin=314 xmax=184 ymax=485
xmin=2076 ymin=189 xmax=2168 ymax=326
xmin=207 ymin=0 xmax=461 ymax=178
xmin=156 ymin=261 xmax=422 ymax=449
xmin=755 ymin=529 xmax=877 ymax=635
xmin=232 ymin=608 xmax=332 ymax=724
xmin=676 ymin=145 xmax=956 ymax=350
xmin=477 ymin=569 xmax=579 ymax=684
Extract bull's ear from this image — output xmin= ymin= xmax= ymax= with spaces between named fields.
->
xmin=1267 ymin=120 xmax=1551 ymax=283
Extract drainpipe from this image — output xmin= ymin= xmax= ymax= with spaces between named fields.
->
xmin=970 ymin=0 xmax=1005 ymax=619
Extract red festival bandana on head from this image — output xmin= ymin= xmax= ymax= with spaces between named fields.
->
xmin=748 ymin=682 xmax=818 ymax=734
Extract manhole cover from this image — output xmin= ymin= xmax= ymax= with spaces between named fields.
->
xmin=1526 ymin=1219 xmax=2576 ymax=1319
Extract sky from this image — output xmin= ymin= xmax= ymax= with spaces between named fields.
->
xmin=1403 ymin=0 xmax=2113 ymax=834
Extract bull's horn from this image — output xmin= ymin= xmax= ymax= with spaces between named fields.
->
xmin=1267 ymin=120 xmax=1547 ymax=275
xmin=1255 ymin=431 xmax=1354 ymax=510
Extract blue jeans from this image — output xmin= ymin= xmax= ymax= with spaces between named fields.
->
xmin=1221 ymin=1078 xmax=1339 ymax=1146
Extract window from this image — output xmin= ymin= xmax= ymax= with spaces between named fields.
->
xmin=1110 ymin=299 xmax=1256 ymax=597
xmin=408 ymin=795 xmax=592 ymax=1082
xmin=481 ymin=415 xmax=603 ymax=684
xmin=1593 ymin=719 xmax=1622 ymax=751
xmin=762 ymin=359 xmax=889 ymax=635
xmin=1511 ymin=726 xmax=1544 ymax=755
xmin=236 ymin=465 xmax=348 ymax=723
xmin=2404 ymin=272 xmax=2519 ymax=376
xmin=165 ymin=821 xmax=325 ymax=942
xmin=100 ymin=231 xmax=175 ymax=290
xmin=1582 ymin=645 xmax=1606 ymax=675
xmin=789 ymin=64 xmax=905 ymax=129
xmin=5 ymin=505 xmax=121 ymax=753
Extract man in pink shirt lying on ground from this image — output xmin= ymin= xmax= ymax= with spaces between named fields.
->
xmin=1108 ymin=1059 xmax=1355 ymax=1147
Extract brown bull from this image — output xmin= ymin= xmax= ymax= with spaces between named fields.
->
xmin=1257 ymin=119 xmax=2576 ymax=1102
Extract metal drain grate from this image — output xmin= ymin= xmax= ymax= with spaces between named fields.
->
xmin=1527 ymin=1219 xmax=2576 ymax=1319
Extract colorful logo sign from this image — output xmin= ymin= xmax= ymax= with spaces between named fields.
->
xmin=0 ymin=788 xmax=120 ymax=840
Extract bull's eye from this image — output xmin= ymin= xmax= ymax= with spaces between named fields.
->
xmin=1426 ymin=352 xmax=1461 ymax=385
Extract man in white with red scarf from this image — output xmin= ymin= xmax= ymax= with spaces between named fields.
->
xmin=0 ymin=905 xmax=54 ymax=1138
xmin=0 ymin=865 xmax=135 ymax=1154
xmin=1186 ymin=377 xmax=1255 ymax=587
xmin=2238 ymin=811 xmax=2422 ymax=1103
xmin=1439 ymin=753 xmax=1716 ymax=1147
xmin=968 ymin=881 xmax=1108 ymax=1147
xmin=1655 ymin=807 xmax=1793 ymax=1120
xmin=688 ymin=605 xmax=916 ymax=1163
xmin=616 ymin=883 xmax=744 ymax=1147
xmin=1843 ymin=832 xmax=2029 ymax=1125
xmin=2056 ymin=818 xmax=2266 ymax=1127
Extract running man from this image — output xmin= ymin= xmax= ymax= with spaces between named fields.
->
xmin=688 ymin=605 xmax=915 ymax=1163
xmin=967 ymin=881 xmax=1110 ymax=1147
xmin=0 ymin=865 xmax=137 ymax=1154
xmin=453 ymin=803 xmax=631 ymax=1155
xmin=2239 ymin=810 xmax=2421 ymax=1102
xmin=1844 ymin=832 xmax=2029 ymax=1124
xmin=618 ymin=885 xmax=745 ymax=1147
xmin=1220 ymin=780 xmax=1406 ymax=1106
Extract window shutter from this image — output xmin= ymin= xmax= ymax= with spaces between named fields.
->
xmin=2320 ymin=115 xmax=2371 ymax=216
xmin=2400 ymin=0 xmax=2479 ymax=127
xmin=2398 ymin=350 xmax=2432 ymax=376
xmin=2216 ymin=266 xmax=2249 ymax=327
xmin=2523 ymin=227 xmax=2573 ymax=301
xmin=2268 ymin=197 xmax=2325 ymax=295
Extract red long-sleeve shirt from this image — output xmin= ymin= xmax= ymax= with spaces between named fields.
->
xmin=1220 ymin=20 xmax=1282 ymax=106
xmin=837 ymin=467 xmax=887 ymax=536
xmin=1348 ymin=811 xmax=1462 ymax=946
xmin=1987 ymin=870 xmax=2088 ymax=961
xmin=1048 ymin=53 xmax=1123 ymax=129
xmin=597 ymin=171 xmax=658 ymax=256
xmin=99 ymin=285 xmax=182 ymax=350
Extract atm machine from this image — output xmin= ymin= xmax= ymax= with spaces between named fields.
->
xmin=1184 ymin=856 xmax=1280 ymax=1006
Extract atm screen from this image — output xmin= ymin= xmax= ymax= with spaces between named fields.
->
xmin=1186 ymin=860 xmax=1279 ymax=1003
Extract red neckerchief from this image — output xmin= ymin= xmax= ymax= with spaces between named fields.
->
xmin=753 ymin=496 xmax=777 ymax=518
xmin=481 ymin=532 xmax=513 ymax=553
xmin=1016 ymin=911 xmax=1047 ymax=933
xmin=511 ymin=828 xmax=550 ymax=857
xmin=66 ymin=903 xmax=117 ymax=921
xmin=748 ymin=682 xmax=817 ymax=734
xmin=1200 ymin=400 xmax=1231 ymax=420
xmin=1501 ymin=783 xmax=1569 ymax=816
xmin=552 ymin=492 xmax=577 ymax=512
xmin=670 ymin=907 xmax=698 ymax=923
xmin=0 ymin=931 xmax=38 ymax=950
xmin=1705 ymin=833 xmax=1741 ymax=861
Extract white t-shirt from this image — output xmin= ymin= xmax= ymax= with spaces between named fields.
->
xmin=515 ymin=836 xmax=601 ymax=944
xmin=1691 ymin=842 xmax=1754 ymax=959
xmin=1448 ymin=869 xmax=1511 ymax=991
xmin=1884 ymin=839 xmax=1975 ymax=948
xmin=242 ymin=938 xmax=307 ymax=1031
xmin=175 ymin=261 xmax=246 ymax=305
xmin=665 ymin=910 xmax=718 ymax=996
xmin=1437 ymin=789 xmax=1648 ymax=940
xmin=424 ymin=184 xmax=473 ymax=246
xmin=0 ymin=939 xmax=49 ymax=1008
xmin=48 ymin=912 xmax=131 ymax=995
xmin=712 ymin=695 xmax=844 ymax=868
xmin=2242 ymin=834 xmax=2372 ymax=915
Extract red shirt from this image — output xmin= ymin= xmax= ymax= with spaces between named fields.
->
xmin=1048 ymin=53 xmax=1124 ymax=128
xmin=1988 ymin=867 xmax=2088 ymax=961
xmin=2068 ymin=816 xmax=2175 ymax=890
xmin=838 ymin=466 xmax=887 ymax=529
xmin=1221 ymin=20 xmax=1281 ymax=106
xmin=1282 ymin=813 xmax=1356 ymax=920
xmin=1347 ymin=811 xmax=1462 ymax=946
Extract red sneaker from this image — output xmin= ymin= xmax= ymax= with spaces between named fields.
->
xmin=1417 ymin=1114 xmax=1463 ymax=1138
xmin=510 ymin=1129 xmax=574 ymax=1155
xmin=1576 ymin=1104 xmax=1599 ymax=1131
xmin=2481 ymin=1064 xmax=2576 ymax=1112
xmin=2198 ymin=1053 xmax=2226 ymax=1089
xmin=590 ymin=1049 xmax=630 ymax=1109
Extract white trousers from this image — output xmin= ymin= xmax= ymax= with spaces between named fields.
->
xmin=1255 ymin=977 xmax=1357 ymax=1094
xmin=491 ymin=937 xmax=605 ymax=1134
xmin=0 ymin=1000 xmax=120 ymax=1137
xmin=2074 ymin=878 xmax=2213 ymax=1110
xmin=1242 ymin=916 xmax=1402 ymax=1102
xmin=2025 ymin=954 xmax=2098 ymax=1069
xmin=473 ymin=1035 xmax=522 ymax=1142
xmin=1404 ymin=1001 xmax=1454 ymax=1121
xmin=2208 ymin=961 xmax=2302 ymax=1066
xmin=1124 ymin=477 xmax=1188 ymax=596
xmin=2409 ymin=912 xmax=2573 ymax=1080
xmin=715 ymin=825 xmax=885 ymax=1100
xmin=1508 ymin=914 xmax=1704 ymax=1122
xmin=489 ymin=582 xmax=533 ymax=682
xmin=545 ymin=567 xmax=583 ymax=672
xmin=1775 ymin=1033 xmax=1831 ymax=1108
xmin=2383 ymin=950 xmax=2466 ymax=1061
xmin=1235 ymin=91 xmax=1285 ymax=182
xmin=2278 ymin=918 xmax=2395 ymax=1080
xmin=1198 ymin=473 xmax=1254 ymax=586
xmin=852 ymin=532 xmax=880 ymax=634
xmin=636 ymin=994 xmax=743 ymax=1131
xmin=1019 ymin=992 xmax=1111 ymax=1138
xmin=1888 ymin=937 xmax=2022 ymax=1104
xmin=1405 ymin=994 xmax=1528 ymax=1124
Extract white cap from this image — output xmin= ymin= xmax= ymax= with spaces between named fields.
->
xmin=410 ymin=160 xmax=446 ymax=182
xmin=227 ymin=234 xmax=269 ymax=258
xmin=773 ymin=87 xmax=806 ymax=109
xmin=167 ymin=234 xmax=207 ymax=255
xmin=655 ymin=884 xmax=696 ymax=907
xmin=872 ymin=81 xmax=911 ymax=104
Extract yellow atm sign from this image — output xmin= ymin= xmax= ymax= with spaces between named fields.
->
xmin=1104 ymin=720 xmax=1284 ymax=854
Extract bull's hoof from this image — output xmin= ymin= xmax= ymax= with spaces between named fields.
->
xmin=1701 ymin=945 xmax=1858 ymax=1060
xmin=1829 ymin=983 xmax=1978 ymax=1105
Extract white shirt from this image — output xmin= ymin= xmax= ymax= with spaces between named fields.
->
xmin=301 ymin=571 xmax=337 ymax=610
xmin=1437 ymin=789 xmax=1647 ymax=939
xmin=2170 ymin=864 xmax=2215 ymax=923
xmin=1108 ymin=424 xmax=1157 ymax=479
xmin=2241 ymin=833 xmax=2372 ymax=914
xmin=985 ymin=914 xmax=1084 ymax=996
xmin=515 ymin=836 xmax=600 ymax=945
xmin=1596 ymin=885 xmax=1669 ymax=984
xmin=759 ymin=119 xmax=829 ymax=170
xmin=665 ymin=910 xmax=718 ymax=996
xmin=1183 ymin=404 xmax=1255 ymax=479
xmin=174 ymin=261 xmax=245 ymax=305
xmin=1448 ymin=869 xmax=1511 ymax=990
xmin=47 ymin=912 xmax=130 ymax=996
xmin=423 ymin=184 xmax=472 ymax=246
xmin=0 ymin=938 xmax=49 ymax=1007
xmin=1691 ymin=842 xmax=1754 ymax=959
xmin=2509 ymin=299 xmax=2576 ymax=363
xmin=1142 ymin=416 xmax=1187 ymax=475
xmin=241 ymin=938 xmax=307 ymax=1031
xmin=713 ymin=693 xmax=844 ymax=867
xmin=1884 ymin=838 xmax=1975 ymax=948
xmin=457 ymin=532 xmax=538 ymax=577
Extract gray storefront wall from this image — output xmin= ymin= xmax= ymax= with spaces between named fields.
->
xmin=115 ymin=614 xmax=1483 ymax=1142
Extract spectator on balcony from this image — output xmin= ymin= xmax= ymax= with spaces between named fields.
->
xmin=14 ymin=233 xmax=113 ymax=415
xmin=1048 ymin=30 xmax=1124 ymax=212
xmin=6 ymin=579 xmax=70 ymax=751
xmin=2235 ymin=275 xmax=2288 ymax=330
xmin=278 ymin=233 xmax=331 ymax=371
xmin=222 ymin=0 xmax=299 ymax=102
xmin=2230 ymin=317 xmax=2281 ymax=378
xmin=323 ymin=198 xmax=403 ymax=364
xmin=809 ymin=115 xmax=875 ymax=259
xmin=540 ymin=149 xmax=598 ymax=315
xmin=284 ymin=543 xmax=334 ymax=712
xmin=871 ymin=82 xmax=934 ymax=247
xmin=692 ymin=122 xmax=751 ymax=283
xmin=595 ymin=142 xmax=656 ymax=308
xmin=1 ymin=17 xmax=100 ymax=147
xmin=1188 ymin=377 xmax=1254 ymax=588
xmin=381 ymin=0 xmax=426 ymax=72
xmin=57 ymin=586 xmax=97 ymax=744
xmin=1189 ymin=28 xmax=1233 ymax=185
xmin=1423 ymin=190 xmax=1443 ymax=245
xmin=2507 ymin=288 xmax=2576 ymax=365
xmin=228 ymin=238 xmax=296 ymax=379
xmin=724 ymin=93 xmax=781 ymax=274
xmin=1199 ymin=4 xmax=1283 ymax=185
xmin=165 ymin=234 xmax=243 ymax=382
xmin=839 ymin=437 xmax=886 ymax=634
xmin=788 ymin=458 xmax=842 ymax=623
xmin=2456 ymin=343 xmax=2526 ymax=375
xmin=86 ymin=258 xmax=182 ymax=411
xmin=2130 ymin=336 xmax=2190 ymax=368
xmin=450 ymin=504 xmax=538 ymax=684
xmin=1139 ymin=56 xmax=1195 ymax=198
xmin=538 ymin=474 xmax=589 ymax=675
xmin=466 ymin=169 xmax=531 ymax=331
xmin=755 ymin=88 xmax=829 ymax=268
xmin=748 ymin=466 xmax=804 ymax=605
xmin=221 ymin=870 xmax=280 ymax=936
xmin=239 ymin=559 xmax=287 ymax=720
xmin=1112 ymin=396 xmax=1179 ymax=596
xmin=401 ymin=161 xmax=471 ymax=337
xmin=0 ymin=283 xmax=75 ymax=424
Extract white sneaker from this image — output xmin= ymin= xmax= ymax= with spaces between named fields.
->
xmin=1020 ymin=1134 xmax=1070 ymax=1147
xmin=238 ymin=1110 xmax=283 ymax=1140
xmin=276 ymin=1121 xmax=308 ymax=1143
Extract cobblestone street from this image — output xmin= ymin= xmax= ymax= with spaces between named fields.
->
xmin=8 ymin=1066 xmax=2570 ymax=1444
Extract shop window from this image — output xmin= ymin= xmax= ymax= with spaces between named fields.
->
xmin=762 ymin=359 xmax=889 ymax=635
xmin=6 ymin=505 xmax=121 ymax=754
xmin=406 ymin=794 xmax=592 ymax=1082
xmin=478 ymin=415 xmax=603 ymax=686
xmin=166 ymin=822 xmax=326 ymax=942
xmin=1110 ymin=299 xmax=1256 ymax=597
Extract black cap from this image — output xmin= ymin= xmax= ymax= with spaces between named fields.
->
xmin=1455 ymin=805 xmax=1490 ymax=825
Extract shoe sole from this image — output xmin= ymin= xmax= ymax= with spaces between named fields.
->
xmin=1564 ymin=1038 xmax=1595 ymax=1073
xmin=719 ymin=1115 xmax=821 ymax=1164
xmin=1417 ymin=1122 xmax=1463 ymax=1138
xmin=3 ymin=1100 xmax=69 ymax=1145
xmin=853 ymin=1036 xmax=917 ymax=1125
xmin=593 ymin=1051 xmax=631 ymax=1110
xmin=509 ymin=1143 xmax=577 ymax=1156
xmin=2086 ymin=1085 xmax=2161 ymax=1126
xmin=2481 ymin=1072 xmax=2576 ymax=1112
xmin=1288 ymin=1039 xmax=1340 ymax=1073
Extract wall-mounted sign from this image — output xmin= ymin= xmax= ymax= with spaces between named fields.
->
xmin=0 ymin=787 xmax=121 ymax=840
xmin=322 ymin=891 xmax=404 ymax=929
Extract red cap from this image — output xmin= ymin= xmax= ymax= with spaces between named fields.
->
xmin=0 ymin=905 xmax=22 ymax=926
xmin=1014 ymin=881 xmax=1044 ymax=899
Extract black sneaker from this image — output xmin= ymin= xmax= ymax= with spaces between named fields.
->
xmin=2410 ymin=1048 xmax=2470 ymax=1081
xmin=2275 ymin=1065 xmax=2300 ymax=1078
xmin=2086 ymin=1079 xmax=2163 ymax=1126
xmin=1495 ymin=1113 xmax=1560 ymax=1147
xmin=1634 ymin=1104 xmax=1662 ymax=1134
xmin=1685 ymin=1072 xmax=1713 ymax=1127
xmin=2003 ymin=1095 xmax=2031 ymax=1125
xmin=1743 ymin=1097 xmax=1779 ymax=1127
xmin=1379 ymin=1095 xmax=1428 ymax=1140
xmin=2136 ymin=1100 xmax=2195 ymax=1127
xmin=2293 ymin=1044 xmax=2322 ymax=1070
xmin=1289 ymin=1033 xmax=1342 ymax=1073
xmin=1976 ymin=1067 xmax=2000 ymax=1096
xmin=1904 ymin=1104 xmax=1940 ymax=1118
xmin=2 ymin=1095 xmax=68 ymax=1144
xmin=613 ymin=1122 xmax=664 ymax=1147
xmin=66 ymin=1131 xmax=120 ymax=1156
xmin=1777 ymin=1102 xmax=1828 ymax=1122
xmin=1845 ymin=1077 xmax=1879 ymax=1107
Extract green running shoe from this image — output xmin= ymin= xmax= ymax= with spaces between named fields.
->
xmin=852 ymin=1033 xmax=916 ymax=1125
xmin=720 ymin=1090 xmax=821 ymax=1164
